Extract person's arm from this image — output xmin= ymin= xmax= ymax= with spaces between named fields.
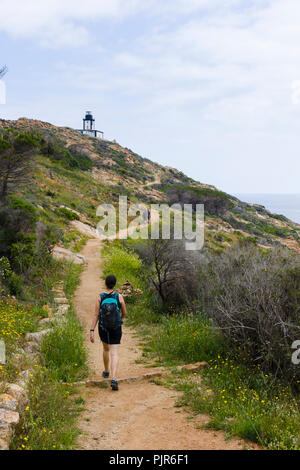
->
xmin=119 ymin=293 xmax=127 ymax=319
xmin=90 ymin=295 xmax=100 ymax=343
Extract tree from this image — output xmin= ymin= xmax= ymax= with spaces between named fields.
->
xmin=138 ymin=238 xmax=198 ymax=308
xmin=0 ymin=130 xmax=39 ymax=201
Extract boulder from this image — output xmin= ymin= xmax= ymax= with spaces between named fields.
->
xmin=52 ymin=246 xmax=86 ymax=265
xmin=55 ymin=304 xmax=69 ymax=315
xmin=39 ymin=318 xmax=52 ymax=327
xmin=25 ymin=329 xmax=52 ymax=345
xmin=70 ymin=220 xmax=98 ymax=238
xmin=5 ymin=384 xmax=27 ymax=408
xmin=0 ymin=394 xmax=17 ymax=411
xmin=0 ymin=424 xmax=13 ymax=451
xmin=0 ymin=409 xmax=19 ymax=426
xmin=54 ymin=297 xmax=69 ymax=305
xmin=24 ymin=341 xmax=40 ymax=354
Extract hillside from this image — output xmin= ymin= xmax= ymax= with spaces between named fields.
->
xmin=1 ymin=117 xmax=300 ymax=451
xmin=0 ymin=117 xmax=299 ymax=254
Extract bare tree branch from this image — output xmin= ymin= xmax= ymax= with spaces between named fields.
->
xmin=0 ymin=65 xmax=7 ymax=79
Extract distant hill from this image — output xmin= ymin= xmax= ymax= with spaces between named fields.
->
xmin=0 ymin=117 xmax=299 ymax=254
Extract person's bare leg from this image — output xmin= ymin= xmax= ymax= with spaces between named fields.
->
xmin=110 ymin=345 xmax=119 ymax=379
xmin=102 ymin=342 xmax=110 ymax=372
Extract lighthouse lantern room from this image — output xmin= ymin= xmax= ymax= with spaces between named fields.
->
xmin=78 ymin=111 xmax=103 ymax=139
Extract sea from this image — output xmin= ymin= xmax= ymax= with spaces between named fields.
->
xmin=234 ymin=194 xmax=300 ymax=225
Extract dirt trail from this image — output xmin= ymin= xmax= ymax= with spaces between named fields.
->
xmin=74 ymin=238 xmax=250 ymax=450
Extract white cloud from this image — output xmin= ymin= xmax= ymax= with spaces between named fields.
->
xmin=0 ymin=0 xmax=146 ymax=46
xmin=3 ymin=0 xmax=300 ymax=131
xmin=102 ymin=0 xmax=300 ymax=130
xmin=0 ymin=0 xmax=268 ymax=48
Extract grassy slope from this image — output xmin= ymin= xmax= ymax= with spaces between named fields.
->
xmin=0 ymin=117 xmax=299 ymax=254
xmin=1 ymin=118 xmax=299 ymax=449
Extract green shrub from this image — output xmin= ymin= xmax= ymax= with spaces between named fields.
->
xmin=102 ymin=243 xmax=143 ymax=289
xmin=11 ymin=367 xmax=80 ymax=450
xmin=150 ymin=314 xmax=224 ymax=365
xmin=41 ymin=312 xmax=87 ymax=383
xmin=63 ymin=263 xmax=83 ymax=299
xmin=56 ymin=207 xmax=79 ymax=221
xmin=197 ymin=244 xmax=300 ymax=383
xmin=40 ymin=140 xmax=93 ymax=171
xmin=0 ymin=298 xmax=38 ymax=345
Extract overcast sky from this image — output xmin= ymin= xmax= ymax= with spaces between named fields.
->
xmin=0 ymin=0 xmax=300 ymax=194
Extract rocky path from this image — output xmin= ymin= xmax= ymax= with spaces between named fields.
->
xmin=74 ymin=238 xmax=250 ymax=450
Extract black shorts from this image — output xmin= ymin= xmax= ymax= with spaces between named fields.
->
xmin=98 ymin=325 xmax=122 ymax=345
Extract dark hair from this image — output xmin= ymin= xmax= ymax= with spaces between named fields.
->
xmin=105 ymin=274 xmax=117 ymax=289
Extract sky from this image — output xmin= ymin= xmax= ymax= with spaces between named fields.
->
xmin=0 ymin=0 xmax=300 ymax=194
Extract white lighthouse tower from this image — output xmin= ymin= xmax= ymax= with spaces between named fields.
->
xmin=78 ymin=111 xmax=103 ymax=139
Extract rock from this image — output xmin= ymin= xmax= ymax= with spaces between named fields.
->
xmin=39 ymin=318 xmax=52 ymax=326
xmin=24 ymin=341 xmax=40 ymax=354
xmin=52 ymin=291 xmax=65 ymax=298
xmin=55 ymin=304 xmax=69 ymax=315
xmin=25 ymin=329 xmax=52 ymax=345
xmin=0 ymin=424 xmax=13 ymax=450
xmin=178 ymin=362 xmax=209 ymax=372
xmin=54 ymin=297 xmax=69 ymax=305
xmin=52 ymin=246 xmax=86 ymax=265
xmin=5 ymin=384 xmax=27 ymax=407
xmin=117 ymin=280 xmax=142 ymax=299
xmin=0 ymin=409 xmax=19 ymax=426
xmin=70 ymin=220 xmax=98 ymax=238
xmin=0 ymin=394 xmax=17 ymax=411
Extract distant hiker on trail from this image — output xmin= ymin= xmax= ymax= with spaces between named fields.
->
xmin=143 ymin=208 xmax=148 ymax=222
xmin=90 ymin=274 xmax=127 ymax=391
xmin=143 ymin=207 xmax=151 ymax=223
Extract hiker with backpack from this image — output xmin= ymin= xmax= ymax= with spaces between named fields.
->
xmin=90 ymin=274 xmax=127 ymax=391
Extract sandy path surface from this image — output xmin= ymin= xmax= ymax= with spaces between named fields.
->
xmin=74 ymin=238 xmax=252 ymax=450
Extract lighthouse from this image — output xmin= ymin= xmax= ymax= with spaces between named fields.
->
xmin=78 ymin=111 xmax=104 ymax=139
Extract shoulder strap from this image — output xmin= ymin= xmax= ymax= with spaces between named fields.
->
xmin=114 ymin=292 xmax=121 ymax=308
xmin=100 ymin=291 xmax=120 ymax=307
xmin=99 ymin=293 xmax=106 ymax=306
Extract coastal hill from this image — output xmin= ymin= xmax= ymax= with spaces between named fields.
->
xmin=0 ymin=117 xmax=299 ymax=253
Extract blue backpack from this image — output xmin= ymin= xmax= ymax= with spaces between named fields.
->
xmin=99 ymin=292 xmax=122 ymax=330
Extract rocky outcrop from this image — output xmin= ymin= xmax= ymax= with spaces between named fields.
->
xmin=70 ymin=220 xmax=98 ymax=238
xmin=52 ymin=246 xmax=86 ymax=264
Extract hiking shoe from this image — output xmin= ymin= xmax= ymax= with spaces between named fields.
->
xmin=111 ymin=379 xmax=119 ymax=391
xmin=102 ymin=371 xmax=109 ymax=379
